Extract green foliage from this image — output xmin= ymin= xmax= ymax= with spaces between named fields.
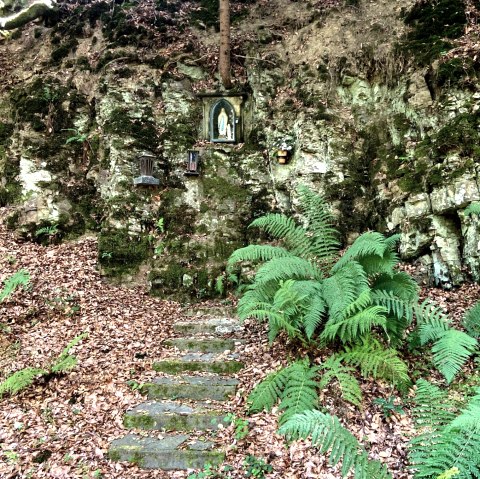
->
xmin=0 ymin=368 xmax=46 ymax=397
xmin=229 ymin=186 xmax=418 ymax=349
xmin=336 ymin=338 xmax=410 ymax=391
xmin=243 ymin=455 xmax=273 ymax=478
xmin=318 ymin=356 xmax=362 ymax=407
xmin=413 ymin=301 xmax=478 ymax=383
xmin=464 ymin=202 xmax=480 ymax=217
xmin=0 ymin=270 xmax=30 ymax=302
xmin=35 ymin=223 xmax=59 ymax=239
xmin=410 ymin=380 xmax=480 ymax=479
xmin=248 ymin=360 xmax=319 ymax=424
xmin=463 ymin=302 xmax=480 ymax=338
xmin=373 ymin=396 xmax=405 ymax=418
xmin=0 ymin=333 xmax=87 ymax=398
xmin=279 ymin=410 xmax=391 ymax=479
xmin=225 ymin=413 xmax=249 ymax=440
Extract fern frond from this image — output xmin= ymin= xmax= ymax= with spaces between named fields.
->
xmin=338 ymin=338 xmax=410 ymax=391
xmin=279 ymin=361 xmax=319 ymax=424
xmin=464 ymin=201 xmax=480 ymax=217
xmin=431 ymin=330 xmax=477 ymax=384
xmin=323 ymin=261 xmax=369 ymax=320
xmin=371 ymin=290 xmax=414 ymax=324
xmin=414 ymin=300 xmax=451 ymax=345
xmin=0 ymin=270 xmax=30 ymax=302
xmin=303 ymin=295 xmax=327 ymax=339
xmin=227 ymin=245 xmax=293 ymax=268
xmin=254 ymin=256 xmax=324 ymax=284
xmin=249 ymin=214 xmax=314 ymax=258
xmin=296 ymin=185 xmax=340 ymax=262
xmin=318 ymin=357 xmax=362 ymax=406
xmin=50 ymin=355 xmax=77 ymax=373
xmin=332 ymin=232 xmax=388 ymax=272
xmin=372 ymin=272 xmax=419 ymax=302
xmin=0 ymin=367 xmax=46 ymax=397
xmin=279 ymin=410 xmax=391 ymax=479
xmin=357 ymin=250 xmax=398 ymax=279
xmin=247 ymin=366 xmax=291 ymax=413
xmin=463 ymin=302 xmax=480 ymax=339
xmin=322 ymin=306 xmax=388 ymax=344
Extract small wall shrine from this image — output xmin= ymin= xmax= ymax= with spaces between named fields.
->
xmin=198 ymin=94 xmax=246 ymax=144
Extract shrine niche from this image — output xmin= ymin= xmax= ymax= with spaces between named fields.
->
xmin=198 ymin=93 xmax=246 ymax=144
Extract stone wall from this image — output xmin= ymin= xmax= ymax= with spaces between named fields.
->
xmin=1 ymin=0 xmax=479 ymax=296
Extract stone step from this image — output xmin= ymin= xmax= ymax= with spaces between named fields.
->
xmin=164 ymin=337 xmax=237 ymax=353
xmin=123 ymin=401 xmax=230 ymax=432
xmin=140 ymin=375 xmax=239 ymax=401
xmin=172 ymin=318 xmax=243 ymax=336
xmin=109 ymin=433 xmax=224 ymax=470
xmin=153 ymin=353 xmax=244 ymax=375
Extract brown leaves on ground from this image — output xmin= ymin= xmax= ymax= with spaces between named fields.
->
xmin=1 ymin=214 xmax=480 ymax=478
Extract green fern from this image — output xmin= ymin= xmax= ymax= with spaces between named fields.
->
xmin=413 ymin=301 xmax=477 ymax=383
xmin=410 ymin=381 xmax=480 ymax=479
xmin=431 ymin=330 xmax=477 ymax=384
xmin=463 ymin=302 xmax=480 ymax=339
xmin=463 ymin=202 xmax=480 ymax=217
xmin=279 ymin=410 xmax=391 ymax=479
xmin=318 ymin=356 xmax=362 ymax=407
xmin=0 ymin=368 xmax=46 ymax=398
xmin=50 ymin=333 xmax=88 ymax=373
xmin=278 ymin=361 xmax=319 ymax=424
xmin=247 ymin=366 xmax=291 ymax=413
xmin=0 ymin=270 xmax=30 ymax=302
xmin=227 ymin=245 xmax=293 ymax=268
xmin=337 ymin=338 xmax=410 ymax=391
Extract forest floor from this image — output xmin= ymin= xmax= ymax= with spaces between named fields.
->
xmin=1 ymin=212 xmax=480 ymax=479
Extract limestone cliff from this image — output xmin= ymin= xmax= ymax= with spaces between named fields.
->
xmin=1 ymin=0 xmax=479 ymax=296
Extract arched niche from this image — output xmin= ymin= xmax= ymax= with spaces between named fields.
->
xmin=209 ymin=99 xmax=236 ymax=143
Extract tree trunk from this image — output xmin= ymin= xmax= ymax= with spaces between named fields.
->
xmin=0 ymin=0 xmax=55 ymax=30
xmin=219 ymin=0 xmax=232 ymax=89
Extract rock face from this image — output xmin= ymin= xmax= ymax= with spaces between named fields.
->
xmin=1 ymin=0 xmax=480 ymax=294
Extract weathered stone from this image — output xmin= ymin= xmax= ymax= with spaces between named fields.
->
xmin=404 ymin=193 xmax=431 ymax=219
xmin=140 ymin=375 xmax=239 ymax=401
xmin=123 ymin=401 xmax=230 ymax=431
xmin=461 ymin=213 xmax=480 ymax=282
xmin=109 ymin=434 xmax=224 ymax=470
xmin=164 ymin=338 xmax=237 ymax=353
xmin=399 ymin=221 xmax=434 ymax=259
xmin=172 ymin=318 xmax=243 ymax=335
xmin=430 ymin=215 xmax=463 ymax=287
xmin=430 ymin=175 xmax=480 ymax=214
xmin=153 ymin=353 xmax=244 ymax=375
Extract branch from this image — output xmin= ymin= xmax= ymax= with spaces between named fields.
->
xmin=0 ymin=0 xmax=56 ymax=30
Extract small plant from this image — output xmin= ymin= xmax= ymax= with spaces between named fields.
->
xmin=187 ymin=463 xmax=220 ymax=479
xmin=127 ymin=380 xmax=142 ymax=391
xmin=225 ymin=413 xmax=249 ymax=440
xmin=0 ymin=333 xmax=88 ymax=398
xmin=34 ymin=224 xmax=59 ymax=242
xmin=101 ymin=251 xmax=113 ymax=259
xmin=4 ymin=450 xmax=19 ymax=464
xmin=156 ymin=217 xmax=165 ymax=233
xmin=373 ymin=396 xmax=405 ymax=418
xmin=64 ymin=128 xmax=88 ymax=145
xmin=0 ymin=270 xmax=30 ymax=303
xmin=243 ymin=455 xmax=273 ymax=478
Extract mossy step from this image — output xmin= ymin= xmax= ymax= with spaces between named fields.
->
xmin=173 ymin=318 xmax=243 ymax=336
xmin=164 ymin=337 xmax=238 ymax=353
xmin=109 ymin=433 xmax=224 ymax=470
xmin=140 ymin=375 xmax=239 ymax=401
xmin=123 ymin=401 xmax=230 ymax=432
xmin=153 ymin=353 xmax=244 ymax=375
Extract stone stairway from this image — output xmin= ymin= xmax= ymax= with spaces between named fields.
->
xmin=109 ymin=308 xmax=244 ymax=470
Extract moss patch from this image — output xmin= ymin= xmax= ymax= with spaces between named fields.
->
xmin=398 ymin=0 xmax=467 ymax=66
xmin=98 ymin=228 xmax=150 ymax=276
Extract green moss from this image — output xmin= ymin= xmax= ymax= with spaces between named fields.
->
xmin=105 ymin=107 xmax=159 ymax=150
xmin=123 ymin=414 xmax=155 ymax=430
xmin=436 ymin=57 xmax=478 ymax=87
xmin=50 ymin=38 xmax=79 ymax=64
xmin=398 ymin=0 xmax=467 ymax=66
xmin=202 ymin=176 xmax=249 ymax=203
xmin=0 ymin=123 xmax=13 ymax=145
xmin=98 ymin=228 xmax=150 ymax=276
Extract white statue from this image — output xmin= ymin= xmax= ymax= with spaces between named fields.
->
xmin=217 ymin=107 xmax=229 ymax=138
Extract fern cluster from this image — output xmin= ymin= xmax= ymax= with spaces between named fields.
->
xmin=413 ymin=301 xmax=478 ymax=383
xmin=410 ymin=380 xmax=480 ymax=479
xmin=0 ymin=333 xmax=87 ymax=398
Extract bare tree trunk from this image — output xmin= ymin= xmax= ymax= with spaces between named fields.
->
xmin=219 ymin=0 xmax=232 ymax=89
